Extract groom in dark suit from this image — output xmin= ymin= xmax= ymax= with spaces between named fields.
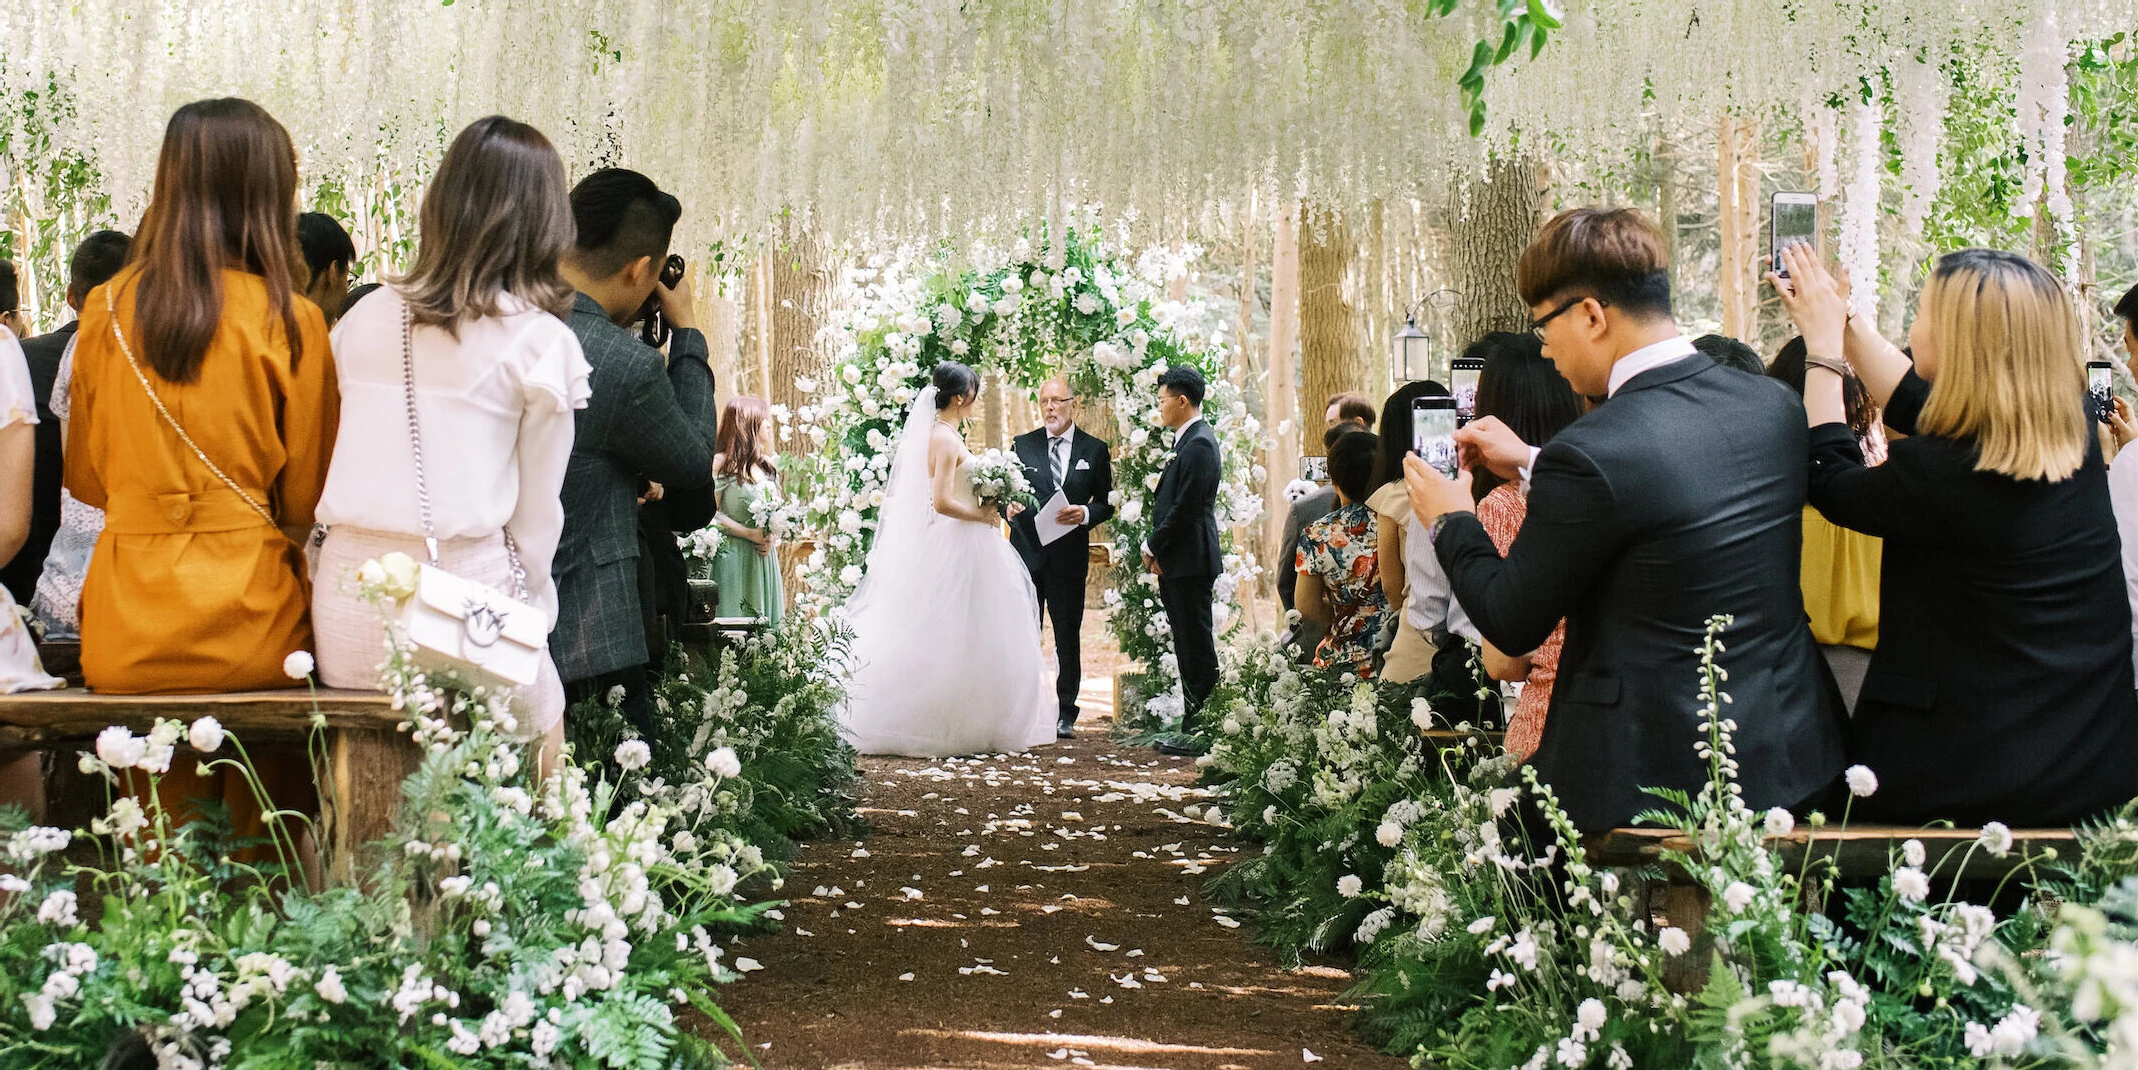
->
xmin=1010 ymin=379 xmax=1116 ymax=739
xmin=1143 ymin=366 xmax=1223 ymax=756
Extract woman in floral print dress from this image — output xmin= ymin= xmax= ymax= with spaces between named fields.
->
xmin=1294 ymin=430 xmax=1391 ymax=677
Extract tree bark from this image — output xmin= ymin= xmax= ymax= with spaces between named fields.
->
xmin=1449 ymin=157 xmax=1549 ymax=356
xmin=1716 ymin=113 xmax=1761 ymax=342
xmin=767 ymin=212 xmax=833 ymax=420
xmin=1297 ymin=203 xmax=1364 ymax=452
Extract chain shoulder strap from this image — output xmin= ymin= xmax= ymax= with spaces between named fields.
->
xmin=105 ymin=285 xmax=277 ymax=527
xmin=399 ymin=303 xmax=531 ymax=602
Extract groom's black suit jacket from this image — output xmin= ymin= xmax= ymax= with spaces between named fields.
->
xmin=1009 ymin=426 xmax=1115 ymax=577
xmin=1147 ymin=419 xmax=1223 ymax=579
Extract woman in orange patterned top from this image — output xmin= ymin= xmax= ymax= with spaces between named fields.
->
xmin=1294 ymin=431 xmax=1391 ymax=677
xmin=1468 ymin=335 xmax=1584 ymax=761
xmin=65 ymin=99 xmax=338 ymax=856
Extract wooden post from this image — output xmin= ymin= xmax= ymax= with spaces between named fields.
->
xmin=1265 ymin=204 xmax=1302 ymax=600
xmin=1298 ymin=204 xmax=1365 ymax=452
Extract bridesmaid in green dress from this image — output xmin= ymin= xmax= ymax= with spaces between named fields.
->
xmin=709 ymin=396 xmax=783 ymax=625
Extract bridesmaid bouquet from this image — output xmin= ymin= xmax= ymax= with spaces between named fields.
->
xmin=967 ymin=449 xmax=1039 ymax=516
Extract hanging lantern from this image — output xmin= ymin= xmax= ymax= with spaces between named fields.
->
xmin=1394 ymin=313 xmax=1432 ymax=383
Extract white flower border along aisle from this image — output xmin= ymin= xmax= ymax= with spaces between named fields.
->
xmin=779 ymin=219 xmax=1265 ymax=734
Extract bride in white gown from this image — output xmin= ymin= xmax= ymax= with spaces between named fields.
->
xmin=838 ymin=363 xmax=1057 ymax=756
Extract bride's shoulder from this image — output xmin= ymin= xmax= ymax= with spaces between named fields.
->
xmin=929 ymin=422 xmax=968 ymax=453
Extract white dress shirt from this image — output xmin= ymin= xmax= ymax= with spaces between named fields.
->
xmin=1405 ymin=512 xmax=1480 ymax=645
xmin=2109 ymin=445 xmax=2138 ymax=681
xmin=317 ymin=287 xmax=591 ymax=618
xmin=1519 ymin=335 xmax=1698 ymax=484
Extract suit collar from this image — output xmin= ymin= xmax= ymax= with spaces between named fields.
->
xmin=1611 ymin=352 xmax=1711 ymax=397
xmin=571 ymin=291 xmax=611 ymax=321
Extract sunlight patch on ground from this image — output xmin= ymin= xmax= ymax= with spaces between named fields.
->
xmin=899 ymin=1028 xmax=1274 ymax=1057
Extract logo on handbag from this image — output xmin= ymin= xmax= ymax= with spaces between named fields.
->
xmin=462 ymin=599 xmax=507 ymax=648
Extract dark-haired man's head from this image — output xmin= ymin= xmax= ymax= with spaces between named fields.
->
xmin=66 ymin=230 xmax=132 ymax=314
xmin=0 ymin=259 xmax=21 ymax=339
xmin=1155 ymin=365 xmax=1205 ymax=430
xmin=1324 ymin=392 xmax=1375 ymax=431
xmin=563 ymin=168 xmax=682 ymax=324
xmin=1693 ymin=333 xmax=1765 ymax=375
xmin=2117 ymin=281 xmax=2138 ymax=376
xmin=1517 ymin=207 xmax=1680 ymax=397
xmin=1327 ymin=430 xmax=1378 ymax=505
xmin=296 ymin=212 xmax=356 ymax=324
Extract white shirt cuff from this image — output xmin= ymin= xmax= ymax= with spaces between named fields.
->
xmin=1517 ymin=446 xmax=1542 ymax=492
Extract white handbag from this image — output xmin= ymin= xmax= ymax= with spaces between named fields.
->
xmin=390 ymin=305 xmax=547 ymax=691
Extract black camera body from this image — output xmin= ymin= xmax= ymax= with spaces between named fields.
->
xmin=634 ymin=254 xmax=688 ymax=349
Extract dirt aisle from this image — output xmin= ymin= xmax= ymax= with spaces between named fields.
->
xmin=716 ymin=724 xmax=1406 ymax=1070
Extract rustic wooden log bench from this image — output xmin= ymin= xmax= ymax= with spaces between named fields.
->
xmin=1583 ymin=824 xmax=2075 ymax=881
xmin=0 ymin=684 xmax=420 ymax=885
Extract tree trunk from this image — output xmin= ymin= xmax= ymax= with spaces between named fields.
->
xmin=1265 ymin=203 xmax=1302 ymax=587
xmin=767 ymin=213 xmax=833 ymax=420
xmin=1297 ymin=204 xmax=1363 ymax=452
xmin=1716 ymin=113 xmax=1762 ymax=342
xmin=1449 ymin=157 xmax=1549 ymax=355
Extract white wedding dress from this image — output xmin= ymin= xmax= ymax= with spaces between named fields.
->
xmin=837 ymin=386 xmax=1056 ymax=756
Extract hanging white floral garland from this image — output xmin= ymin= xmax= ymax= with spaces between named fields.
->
xmin=2012 ymin=3 xmax=2079 ymax=278
xmin=1894 ymin=55 xmax=1948 ymax=242
xmin=1838 ymin=96 xmax=1886 ymax=322
xmin=779 ymin=219 xmax=1264 ymax=731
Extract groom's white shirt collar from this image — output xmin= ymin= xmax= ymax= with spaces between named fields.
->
xmin=1179 ymin=414 xmax=1203 ymax=435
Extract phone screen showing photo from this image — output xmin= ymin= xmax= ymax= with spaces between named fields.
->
xmin=1772 ymin=198 xmax=1817 ymax=277
xmin=2090 ymin=363 xmax=2115 ymax=421
xmin=1451 ymin=363 xmax=1482 ymax=424
xmin=1411 ymin=399 xmax=1460 ymax=478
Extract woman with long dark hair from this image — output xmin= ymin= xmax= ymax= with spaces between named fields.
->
xmin=1466 ymin=335 xmax=1582 ymax=761
xmin=66 ymin=98 xmax=337 ymax=693
xmin=312 ymin=115 xmax=585 ymax=773
xmin=708 ymin=395 xmax=784 ymax=625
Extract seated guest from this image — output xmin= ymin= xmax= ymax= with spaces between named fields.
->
xmin=1467 ymin=334 xmax=1583 ymax=762
xmin=553 ymin=169 xmax=716 ymax=741
xmin=66 ymin=98 xmax=337 ymax=852
xmin=0 ymin=332 xmax=61 ymax=818
xmin=1367 ymin=379 xmax=1451 ymax=684
xmin=21 ymin=230 xmax=132 ymax=638
xmin=1279 ymin=422 xmax=1366 ymax=658
xmin=1768 ymin=336 xmax=1882 ymax=710
xmin=313 ymin=116 xmax=587 ymax=776
xmin=1294 ymin=430 xmax=1391 ymax=677
xmin=296 ymin=212 xmax=357 ymax=328
xmin=708 ymin=395 xmax=785 ymax=626
xmin=2111 ymin=283 xmax=2138 ymax=680
xmin=0 ymin=260 xmax=25 ymax=338
xmin=1775 ymin=244 xmax=2138 ymax=826
xmin=1406 ymin=207 xmax=1844 ymax=832
xmin=1692 ymin=332 xmax=1766 ymax=375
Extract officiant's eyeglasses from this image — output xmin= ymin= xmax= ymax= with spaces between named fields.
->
xmin=1039 ymin=395 xmax=1076 ymax=407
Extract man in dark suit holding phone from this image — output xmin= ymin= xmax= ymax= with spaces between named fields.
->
xmin=1143 ymin=366 xmax=1223 ymax=756
xmin=1011 ymin=379 xmax=1116 ymax=739
xmin=1403 ymin=207 xmax=1844 ymax=832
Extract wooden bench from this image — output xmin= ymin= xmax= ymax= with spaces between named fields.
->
xmin=0 ymin=687 xmax=420 ymax=885
xmin=1583 ymin=824 xmax=2075 ymax=882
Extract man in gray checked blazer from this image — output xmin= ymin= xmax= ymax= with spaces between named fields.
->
xmin=553 ymin=169 xmax=717 ymax=740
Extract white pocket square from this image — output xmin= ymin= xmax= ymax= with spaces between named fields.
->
xmin=1075 ymin=459 xmax=1092 ymax=470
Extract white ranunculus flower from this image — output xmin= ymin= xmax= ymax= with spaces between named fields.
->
xmin=1721 ymin=881 xmax=1756 ymax=914
xmin=1902 ymin=838 xmax=1926 ymax=868
xmin=188 ymin=716 xmax=224 ymax=754
xmin=1075 ymin=293 xmax=1101 ymax=316
xmin=1844 ymin=764 xmax=1878 ymax=797
xmin=356 ymin=558 xmax=388 ymax=588
xmin=315 ymin=966 xmax=348 ymax=1004
xmin=839 ymin=564 xmax=864 ymax=587
xmin=1892 ymin=866 xmax=1930 ymax=902
xmin=1978 ymin=821 xmax=2013 ymax=857
xmin=707 ymin=746 xmax=743 ymax=779
xmin=950 ymin=339 xmax=971 ymax=355
xmin=282 ymin=650 xmax=315 ymax=680
xmin=1657 ymin=926 xmax=1692 ymax=956
xmin=1376 ymin=821 xmax=1403 ymax=848
xmin=1576 ymin=997 xmax=1607 ymax=1036
xmin=614 ymin=740 xmax=651 ymax=772
xmin=1115 ymin=306 xmax=1137 ymax=328
xmin=1119 ymin=500 xmax=1143 ymax=525
xmin=842 ymin=364 xmax=864 ymax=385
xmin=1336 ymin=874 xmax=1363 ymax=898
xmin=377 ymin=552 xmax=421 ymax=599
xmin=1763 ymin=807 xmax=1794 ymax=837
xmin=95 ymin=727 xmax=145 ymax=770
xmin=964 ymin=291 xmax=991 ymax=315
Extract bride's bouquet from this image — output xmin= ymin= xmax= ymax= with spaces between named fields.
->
xmin=967 ymin=449 xmax=1039 ymax=517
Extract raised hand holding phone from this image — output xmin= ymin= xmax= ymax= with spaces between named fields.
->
xmin=1451 ymin=416 xmax=1532 ymax=480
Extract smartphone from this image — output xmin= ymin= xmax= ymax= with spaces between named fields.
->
xmin=2089 ymin=360 xmax=2116 ymax=424
xmin=635 ymin=254 xmax=689 ymax=348
xmin=1451 ymin=356 xmax=1484 ymax=427
xmin=1411 ymin=396 xmax=1460 ymax=478
xmin=1771 ymin=192 xmax=1819 ymax=279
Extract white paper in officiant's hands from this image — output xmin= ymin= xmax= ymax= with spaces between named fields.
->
xmin=1035 ymin=489 xmax=1077 ymax=545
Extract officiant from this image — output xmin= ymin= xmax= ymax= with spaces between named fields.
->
xmin=1010 ymin=379 xmax=1116 ymax=739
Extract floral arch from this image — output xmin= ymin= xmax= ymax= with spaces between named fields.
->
xmin=777 ymin=217 xmax=1266 ymax=731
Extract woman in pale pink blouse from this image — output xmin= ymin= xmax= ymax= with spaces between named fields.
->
xmin=1468 ymin=335 xmax=1584 ymax=761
